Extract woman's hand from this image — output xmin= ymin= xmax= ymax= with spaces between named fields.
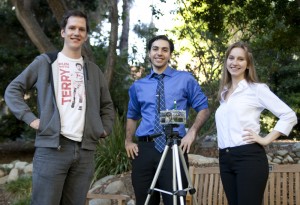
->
xmin=242 ymin=128 xmax=280 ymax=146
xmin=242 ymin=128 xmax=268 ymax=146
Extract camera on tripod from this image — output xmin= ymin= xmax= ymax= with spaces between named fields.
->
xmin=159 ymin=110 xmax=186 ymax=125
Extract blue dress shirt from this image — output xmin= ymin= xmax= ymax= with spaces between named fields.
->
xmin=127 ymin=66 xmax=208 ymax=138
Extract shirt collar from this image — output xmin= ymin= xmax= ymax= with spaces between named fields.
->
xmin=221 ymin=79 xmax=249 ymax=101
xmin=149 ymin=66 xmax=173 ymax=79
xmin=236 ymin=79 xmax=248 ymax=91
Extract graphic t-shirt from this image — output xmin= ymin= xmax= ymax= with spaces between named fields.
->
xmin=52 ymin=52 xmax=86 ymax=142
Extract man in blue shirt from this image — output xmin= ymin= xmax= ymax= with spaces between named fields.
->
xmin=125 ymin=35 xmax=210 ymax=205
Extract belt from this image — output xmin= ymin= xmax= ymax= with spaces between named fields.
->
xmin=60 ymin=135 xmax=81 ymax=144
xmin=137 ymin=136 xmax=154 ymax=142
xmin=219 ymin=143 xmax=263 ymax=153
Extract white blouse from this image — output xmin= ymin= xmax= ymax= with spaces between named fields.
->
xmin=215 ymin=80 xmax=297 ymax=149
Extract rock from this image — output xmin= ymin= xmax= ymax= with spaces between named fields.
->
xmin=188 ymin=154 xmax=219 ymax=165
xmin=24 ymin=163 xmax=33 ymax=174
xmin=104 ymin=180 xmax=126 ymax=194
xmin=203 ymin=135 xmax=217 ymax=142
xmin=14 ymin=161 xmax=28 ymax=170
xmin=266 ymin=155 xmax=272 ymax=161
xmin=292 ymin=142 xmax=300 ymax=152
xmin=89 ymin=175 xmax=115 ymax=193
xmin=0 ymin=175 xmax=8 ymax=185
xmin=127 ymin=199 xmax=135 ymax=205
xmin=7 ymin=168 xmax=19 ymax=182
xmin=0 ymin=163 xmax=14 ymax=170
xmin=286 ymin=155 xmax=294 ymax=163
xmin=276 ymin=150 xmax=289 ymax=156
xmin=89 ymin=199 xmax=111 ymax=205
xmin=272 ymin=158 xmax=281 ymax=164
xmin=282 ymin=158 xmax=289 ymax=164
xmin=0 ymin=169 xmax=5 ymax=178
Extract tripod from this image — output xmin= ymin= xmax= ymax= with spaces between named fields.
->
xmin=144 ymin=125 xmax=198 ymax=205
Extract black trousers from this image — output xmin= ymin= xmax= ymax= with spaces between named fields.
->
xmin=131 ymin=141 xmax=189 ymax=205
xmin=219 ymin=143 xmax=269 ymax=205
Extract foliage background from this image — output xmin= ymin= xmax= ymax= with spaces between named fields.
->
xmin=0 ymin=1 xmax=299 ymax=204
xmin=0 ymin=0 xmax=299 ymax=180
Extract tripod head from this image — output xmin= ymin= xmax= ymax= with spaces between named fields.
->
xmin=163 ymin=124 xmax=182 ymax=147
xmin=164 ymin=124 xmax=179 ymax=139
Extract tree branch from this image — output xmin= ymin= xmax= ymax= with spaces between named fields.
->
xmin=11 ymin=0 xmax=57 ymax=53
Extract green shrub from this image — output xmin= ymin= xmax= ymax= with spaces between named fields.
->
xmin=11 ymin=197 xmax=31 ymax=205
xmin=93 ymin=112 xmax=131 ymax=182
xmin=4 ymin=176 xmax=32 ymax=205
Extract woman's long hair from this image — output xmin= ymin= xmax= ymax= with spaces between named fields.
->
xmin=217 ymin=41 xmax=259 ymax=101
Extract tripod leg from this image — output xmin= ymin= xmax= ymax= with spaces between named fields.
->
xmin=144 ymin=145 xmax=170 ymax=205
xmin=173 ymin=150 xmax=177 ymax=205
xmin=178 ymin=148 xmax=199 ymax=205
xmin=173 ymin=144 xmax=185 ymax=205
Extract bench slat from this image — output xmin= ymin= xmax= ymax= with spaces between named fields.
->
xmin=296 ymin=173 xmax=300 ymax=204
xmin=212 ymin=174 xmax=219 ymax=205
xmin=288 ymin=173 xmax=293 ymax=205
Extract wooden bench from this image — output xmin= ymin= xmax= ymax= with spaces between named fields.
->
xmin=186 ymin=164 xmax=300 ymax=205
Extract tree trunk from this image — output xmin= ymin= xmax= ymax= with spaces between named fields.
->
xmin=47 ymin=0 xmax=67 ymax=21
xmin=119 ymin=0 xmax=132 ymax=57
xmin=10 ymin=0 xmax=57 ymax=53
xmin=104 ymin=0 xmax=118 ymax=88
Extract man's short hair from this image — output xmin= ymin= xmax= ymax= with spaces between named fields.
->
xmin=147 ymin=35 xmax=174 ymax=53
xmin=60 ymin=10 xmax=90 ymax=33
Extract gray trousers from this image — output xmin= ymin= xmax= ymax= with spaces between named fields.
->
xmin=31 ymin=137 xmax=95 ymax=205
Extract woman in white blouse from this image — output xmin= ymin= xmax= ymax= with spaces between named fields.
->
xmin=215 ymin=41 xmax=297 ymax=205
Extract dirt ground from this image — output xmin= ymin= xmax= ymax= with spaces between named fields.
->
xmin=0 ymin=141 xmax=35 ymax=164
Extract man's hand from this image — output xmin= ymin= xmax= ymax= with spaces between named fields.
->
xmin=180 ymin=131 xmax=196 ymax=154
xmin=30 ymin=119 xmax=40 ymax=130
xmin=180 ymin=108 xmax=209 ymax=153
xmin=100 ymin=130 xmax=108 ymax=138
xmin=125 ymin=140 xmax=139 ymax=159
